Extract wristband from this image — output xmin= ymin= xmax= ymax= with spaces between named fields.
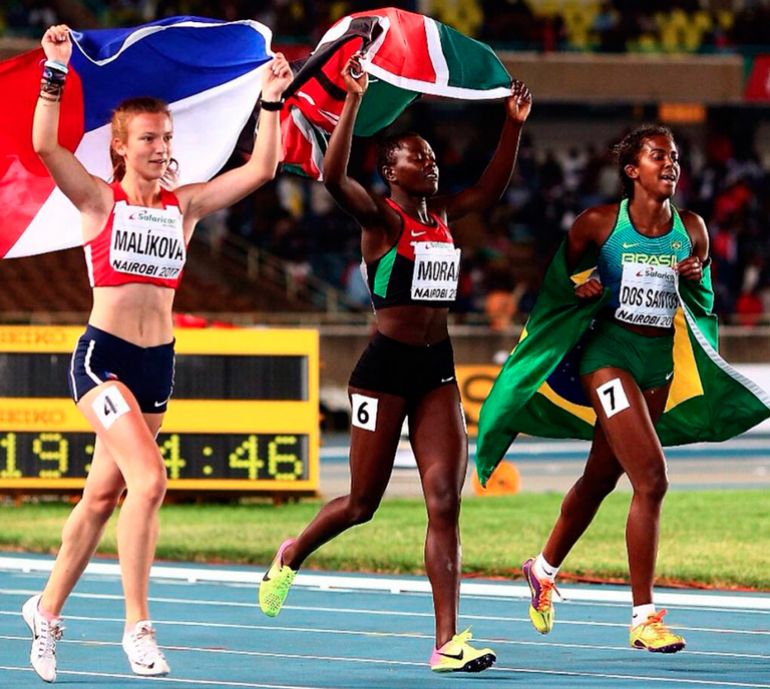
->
xmin=44 ymin=59 xmax=68 ymax=74
xmin=260 ymin=98 xmax=284 ymax=112
xmin=40 ymin=61 xmax=67 ymax=102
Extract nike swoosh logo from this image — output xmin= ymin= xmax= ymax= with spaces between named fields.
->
xmin=622 ymin=242 xmax=640 ymax=249
xmin=439 ymin=650 xmax=464 ymax=661
xmin=153 ymin=399 xmax=170 ymax=408
xmin=411 ymin=230 xmax=427 ymax=237
xmin=440 ymin=376 xmax=455 ymax=383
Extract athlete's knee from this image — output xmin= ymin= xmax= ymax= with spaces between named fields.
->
xmin=344 ymin=496 xmax=380 ymax=526
xmin=576 ymin=472 xmax=620 ymax=501
xmin=424 ymin=488 xmax=461 ymax=526
xmin=633 ymin=467 xmax=668 ymax=503
xmin=79 ymin=490 xmax=120 ymax=522
xmin=126 ymin=459 xmax=168 ymax=506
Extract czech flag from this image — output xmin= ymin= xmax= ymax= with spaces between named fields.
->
xmin=0 ymin=17 xmax=274 ymax=258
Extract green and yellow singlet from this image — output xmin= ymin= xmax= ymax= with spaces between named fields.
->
xmin=596 ymin=198 xmax=692 ymax=329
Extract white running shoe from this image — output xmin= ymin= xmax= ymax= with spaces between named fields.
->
xmin=122 ymin=620 xmax=170 ymax=676
xmin=22 ymin=594 xmax=63 ymax=683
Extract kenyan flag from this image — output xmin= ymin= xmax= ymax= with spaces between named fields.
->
xmin=279 ymin=8 xmax=512 ymax=179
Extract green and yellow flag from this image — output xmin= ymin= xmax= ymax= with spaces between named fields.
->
xmin=475 ymin=243 xmax=770 ymax=486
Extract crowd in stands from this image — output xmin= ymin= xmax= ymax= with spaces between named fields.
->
xmin=209 ymin=98 xmax=770 ymax=327
xmin=4 ymin=1 xmax=770 ymax=54
xmin=4 ymin=1 xmax=770 ymax=326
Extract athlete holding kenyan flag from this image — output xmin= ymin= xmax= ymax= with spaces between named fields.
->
xmin=260 ymin=52 xmax=532 ymax=673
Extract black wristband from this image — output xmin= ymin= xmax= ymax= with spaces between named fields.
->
xmin=260 ymin=99 xmax=284 ymax=111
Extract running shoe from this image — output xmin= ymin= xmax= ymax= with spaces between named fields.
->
xmin=629 ymin=609 xmax=686 ymax=653
xmin=429 ymin=628 xmax=496 ymax=673
xmin=522 ymin=557 xmax=558 ymax=634
xmin=122 ymin=620 xmax=170 ymax=676
xmin=259 ymin=538 xmax=298 ymax=617
xmin=22 ymin=594 xmax=63 ymax=683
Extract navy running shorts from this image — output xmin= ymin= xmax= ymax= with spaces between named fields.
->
xmin=68 ymin=324 xmax=175 ymax=413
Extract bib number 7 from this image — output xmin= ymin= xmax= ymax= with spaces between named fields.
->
xmin=596 ymin=377 xmax=630 ymax=419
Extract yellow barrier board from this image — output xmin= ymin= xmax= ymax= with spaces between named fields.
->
xmin=0 ymin=326 xmax=319 ymax=494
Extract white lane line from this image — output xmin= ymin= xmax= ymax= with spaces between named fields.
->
xmin=492 ymin=667 xmax=770 ymax=688
xmin=2 ymin=632 xmax=769 ymax=661
xmin=1 ymin=609 xmax=767 ymax=638
xmin=4 ymin=585 xmax=770 ymax=618
xmin=0 ymin=666 xmax=332 ymax=688
xmin=3 ymin=637 xmax=770 ymax=687
xmin=2 ymin=558 xmax=769 ymax=611
xmin=1 ymin=654 xmax=769 ymax=689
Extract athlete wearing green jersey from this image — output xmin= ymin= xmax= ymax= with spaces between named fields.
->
xmin=522 ymin=125 xmax=708 ymax=653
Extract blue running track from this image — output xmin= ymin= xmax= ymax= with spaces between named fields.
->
xmin=1 ymin=554 xmax=768 ymax=688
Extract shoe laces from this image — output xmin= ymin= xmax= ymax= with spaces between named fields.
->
xmin=128 ymin=623 xmax=165 ymax=664
xmin=36 ymin=618 xmax=64 ymax=659
xmin=535 ymin=579 xmax=560 ymax=612
xmin=639 ymin=609 xmax=675 ymax=639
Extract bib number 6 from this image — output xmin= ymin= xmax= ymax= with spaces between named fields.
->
xmin=351 ymin=393 xmax=378 ymax=432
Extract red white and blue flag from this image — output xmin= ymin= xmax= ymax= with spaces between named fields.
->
xmin=0 ymin=17 xmax=274 ymax=258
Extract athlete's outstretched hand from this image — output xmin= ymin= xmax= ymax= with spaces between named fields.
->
xmin=342 ymin=52 xmax=368 ymax=95
xmin=42 ymin=25 xmax=72 ymax=65
xmin=676 ymin=255 xmax=704 ymax=282
xmin=506 ymin=80 xmax=532 ymax=124
xmin=575 ymin=277 xmax=603 ymax=299
xmin=262 ymin=53 xmax=293 ymax=101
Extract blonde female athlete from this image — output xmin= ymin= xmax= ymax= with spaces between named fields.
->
xmin=22 ymin=24 xmax=291 ymax=682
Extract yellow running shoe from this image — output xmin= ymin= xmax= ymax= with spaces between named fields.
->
xmin=259 ymin=538 xmax=297 ymax=617
xmin=429 ymin=628 xmax=496 ymax=673
xmin=630 ymin=609 xmax=686 ymax=653
xmin=522 ymin=557 xmax=558 ymax=634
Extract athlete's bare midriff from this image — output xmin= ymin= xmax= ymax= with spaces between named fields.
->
xmin=89 ymin=283 xmax=175 ymax=346
xmin=376 ymin=305 xmax=449 ymax=346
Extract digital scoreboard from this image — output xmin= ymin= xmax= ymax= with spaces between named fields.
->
xmin=0 ymin=326 xmax=319 ymax=494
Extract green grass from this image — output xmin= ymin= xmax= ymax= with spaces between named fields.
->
xmin=1 ymin=490 xmax=767 ymax=590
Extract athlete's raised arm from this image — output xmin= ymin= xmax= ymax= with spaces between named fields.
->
xmin=435 ymin=81 xmax=532 ymax=223
xmin=33 ymin=25 xmax=111 ymax=216
xmin=175 ymin=54 xmax=292 ymax=223
xmin=323 ymin=54 xmax=392 ymax=233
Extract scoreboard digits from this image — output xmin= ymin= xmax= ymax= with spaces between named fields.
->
xmin=0 ymin=327 xmax=319 ymax=494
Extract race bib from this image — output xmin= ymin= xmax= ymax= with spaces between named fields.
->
xmin=410 ymin=242 xmax=461 ymax=302
xmin=615 ymin=262 xmax=679 ymax=328
xmin=110 ymin=203 xmax=186 ymax=280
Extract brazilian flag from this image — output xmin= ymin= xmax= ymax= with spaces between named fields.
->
xmin=475 ymin=243 xmax=770 ymax=486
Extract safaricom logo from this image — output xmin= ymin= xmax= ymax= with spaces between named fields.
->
xmin=128 ymin=210 xmax=176 ymax=226
xmin=635 ymin=266 xmax=675 ymax=283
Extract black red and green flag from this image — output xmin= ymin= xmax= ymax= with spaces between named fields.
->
xmin=278 ymin=7 xmax=513 ymax=179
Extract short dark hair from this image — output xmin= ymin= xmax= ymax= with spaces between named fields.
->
xmin=612 ymin=124 xmax=675 ymax=198
xmin=375 ymin=131 xmax=421 ymax=187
